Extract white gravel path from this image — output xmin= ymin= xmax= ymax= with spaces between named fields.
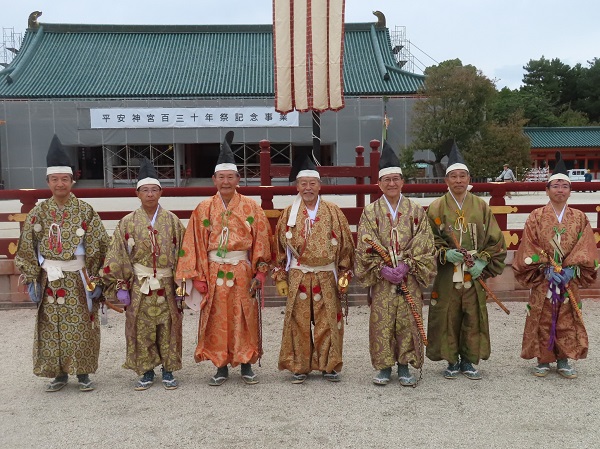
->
xmin=1 ymin=301 xmax=599 ymax=448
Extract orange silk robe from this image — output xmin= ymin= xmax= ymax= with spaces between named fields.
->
xmin=176 ymin=192 xmax=272 ymax=367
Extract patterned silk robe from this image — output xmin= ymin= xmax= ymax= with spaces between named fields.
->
xmin=426 ymin=192 xmax=506 ymax=365
xmin=102 ymin=206 xmax=186 ymax=375
xmin=15 ymin=193 xmax=109 ymax=378
xmin=513 ymin=204 xmax=598 ymax=363
xmin=274 ymin=199 xmax=355 ymax=374
xmin=355 ymin=196 xmax=436 ymax=370
xmin=176 ymin=192 xmax=272 ymax=368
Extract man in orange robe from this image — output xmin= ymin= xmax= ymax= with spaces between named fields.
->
xmin=176 ymin=131 xmax=272 ymax=386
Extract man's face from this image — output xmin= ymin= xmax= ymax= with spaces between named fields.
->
xmin=213 ymin=170 xmax=240 ymax=196
xmin=445 ymin=169 xmax=470 ymax=195
xmin=378 ymin=174 xmax=404 ymax=199
xmin=296 ymin=176 xmax=321 ymax=204
xmin=546 ymin=180 xmax=571 ymax=203
xmin=47 ymin=173 xmax=73 ymax=200
xmin=136 ymin=184 xmax=162 ymax=209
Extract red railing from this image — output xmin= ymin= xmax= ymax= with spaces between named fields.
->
xmin=1 ymin=139 xmax=599 ymax=258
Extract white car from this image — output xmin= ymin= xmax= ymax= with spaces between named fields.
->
xmin=567 ymin=169 xmax=586 ymax=182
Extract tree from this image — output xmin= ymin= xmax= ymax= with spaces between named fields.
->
xmin=464 ymin=114 xmax=531 ymax=179
xmin=411 ymin=59 xmax=496 ymax=176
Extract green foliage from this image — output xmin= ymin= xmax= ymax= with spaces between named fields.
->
xmin=412 ymin=59 xmax=496 ymax=165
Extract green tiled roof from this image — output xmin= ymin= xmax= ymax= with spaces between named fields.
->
xmin=0 ymin=22 xmax=424 ymax=99
xmin=524 ymin=127 xmax=600 ymax=148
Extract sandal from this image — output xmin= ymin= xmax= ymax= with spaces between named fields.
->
xmin=46 ymin=375 xmax=68 ymax=392
xmin=77 ymin=374 xmax=95 ymax=392
xmin=460 ymin=360 xmax=482 ymax=380
xmin=291 ymin=373 xmax=307 ymax=384
xmin=162 ymin=369 xmax=178 ymax=390
xmin=557 ymin=359 xmax=577 ymax=379
xmin=241 ymin=363 xmax=259 ymax=385
xmin=323 ymin=371 xmax=340 ymax=382
xmin=209 ymin=366 xmax=229 ymax=386
xmin=373 ymin=367 xmax=392 ymax=386
xmin=397 ymin=364 xmax=416 ymax=387
xmin=443 ymin=362 xmax=460 ymax=380
xmin=134 ymin=370 xmax=155 ymax=391
xmin=533 ymin=363 xmax=550 ymax=377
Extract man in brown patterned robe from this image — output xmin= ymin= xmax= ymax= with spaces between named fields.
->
xmin=355 ymin=141 xmax=436 ymax=386
xmin=513 ymin=153 xmax=598 ymax=378
xmin=16 ymin=135 xmax=109 ymax=392
xmin=102 ymin=159 xmax=185 ymax=390
xmin=274 ymin=150 xmax=355 ymax=383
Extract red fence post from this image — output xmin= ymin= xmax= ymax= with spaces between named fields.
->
xmin=488 ymin=183 xmax=507 ymax=230
xmin=259 ymin=139 xmax=274 ymax=210
xmin=369 ymin=139 xmax=381 ymax=203
xmin=19 ymin=191 xmax=38 ymax=232
xmin=355 ymin=145 xmax=365 ymax=208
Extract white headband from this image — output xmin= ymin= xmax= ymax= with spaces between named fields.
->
xmin=548 ymin=173 xmax=570 ymax=183
xmin=46 ymin=166 xmax=73 ymax=176
xmin=446 ymin=163 xmax=469 ymax=175
xmin=137 ymin=178 xmax=162 ymax=189
xmin=215 ymin=163 xmax=238 ymax=173
xmin=296 ymin=169 xmax=320 ymax=179
xmin=378 ymin=167 xmax=402 ymax=178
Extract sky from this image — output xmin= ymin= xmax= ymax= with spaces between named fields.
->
xmin=2 ymin=0 xmax=600 ymax=90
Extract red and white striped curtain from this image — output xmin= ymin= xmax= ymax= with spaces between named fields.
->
xmin=273 ymin=0 xmax=345 ymax=114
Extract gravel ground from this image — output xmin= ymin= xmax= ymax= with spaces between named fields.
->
xmin=1 ymin=301 xmax=599 ymax=449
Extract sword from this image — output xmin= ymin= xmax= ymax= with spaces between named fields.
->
xmin=250 ymin=277 xmax=263 ymax=367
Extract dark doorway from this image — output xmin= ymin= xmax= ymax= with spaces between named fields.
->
xmin=78 ymin=147 xmax=104 ymax=179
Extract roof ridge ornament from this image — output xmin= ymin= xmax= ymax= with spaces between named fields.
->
xmin=373 ymin=11 xmax=386 ymax=28
xmin=28 ymin=11 xmax=42 ymax=30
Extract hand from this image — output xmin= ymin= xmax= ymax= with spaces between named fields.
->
xmin=193 ymin=280 xmax=208 ymax=294
xmin=276 ymin=280 xmax=289 ymax=296
xmin=393 ymin=262 xmax=409 ymax=280
xmin=27 ymin=283 xmax=42 ymax=303
xmin=254 ymin=271 xmax=267 ymax=288
xmin=116 ymin=288 xmax=131 ymax=306
xmin=446 ymin=249 xmax=464 ymax=264
xmin=381 ymin=266 xmax=403 ymax=285
xmin=89 ymin=285 xmax=103 ymax=300
xmin=467 ymin=258 xmax=487 ymax=279
xmin=559 ymin=267 xmax=575 ymax=285
xmin=544 ymin=266 xmax=562 ymax=285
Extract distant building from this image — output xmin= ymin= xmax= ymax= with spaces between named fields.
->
xmin=524 ymin=127 xmax=600 ymax=179
xmin=0 ymin=17 xmax=424 ymax=189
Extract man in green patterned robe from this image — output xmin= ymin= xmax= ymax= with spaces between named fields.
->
xmin=426 ymin=142 xmax=506 ymax=380
xmin=356 ymin=141 xmax=436 ymax=386
xmin=15 ymin=135 xmax=109 ymax=392
xmin=102 ymin=159 xmax=186 ymax=390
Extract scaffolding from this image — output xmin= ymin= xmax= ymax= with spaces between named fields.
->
xmin=389 ymin=25 xmax=438 ymax=74
xmin=1 ymin=27 xmax=23 ymax=68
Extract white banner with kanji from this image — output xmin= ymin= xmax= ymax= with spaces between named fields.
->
xmin=90 ymin=107 xmax=299 ymax=128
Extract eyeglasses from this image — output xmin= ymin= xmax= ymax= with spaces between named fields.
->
xmin=380 ymin=176 xmax=402 ymax=184
xmin=548 ymin=184 xmax=570 ymax=190
xmin=139 ymin=188 xmax=161 ymax=194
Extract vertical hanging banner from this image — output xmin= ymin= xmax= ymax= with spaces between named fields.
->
xmin=273 ymin=0 xmax=346 ymax=114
